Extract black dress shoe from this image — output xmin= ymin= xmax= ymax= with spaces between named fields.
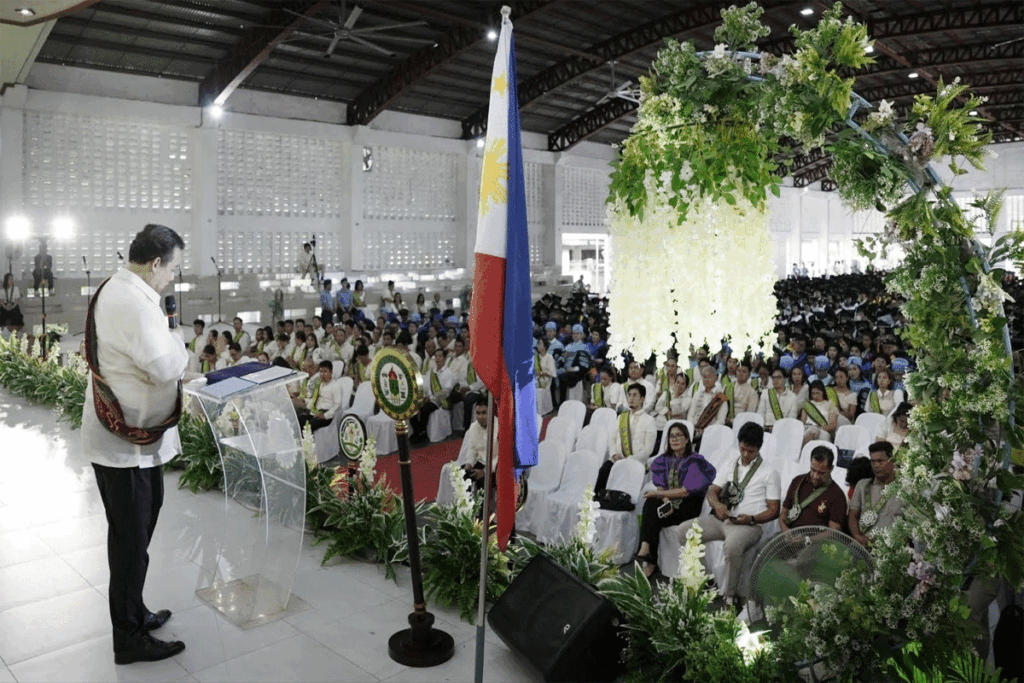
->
xmin=143 ymin=609 xmax=171 ymax=631
xmin=115 ymin=633 xmax=185 ymax=665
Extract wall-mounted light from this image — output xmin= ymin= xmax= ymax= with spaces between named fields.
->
xmin=5 ymin=215 xmax=31 ymax=241
xmin=476 ymin=138 xmax=485 ymax=149
xmin=51 ymin=216 xmax=75 ymax=242
xmin=16 ymin=7 xmax=36 ymax=17
xmin=209 ymin=104 xmax=223 ymax=118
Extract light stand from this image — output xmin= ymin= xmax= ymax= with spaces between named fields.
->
xmin=211 ymin=257 xmax=223 ymax=323
xmin=177 ymin=266 xmax=185 ymax=325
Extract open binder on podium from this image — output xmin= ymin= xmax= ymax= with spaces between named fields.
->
xmin=184 ymin=365 xmax=311 ymax=629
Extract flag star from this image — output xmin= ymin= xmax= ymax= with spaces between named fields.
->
xmin=492 ymin=72 xmax=508 ymax=96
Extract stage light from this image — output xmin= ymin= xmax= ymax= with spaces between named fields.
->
xmin=487 ymin=29 xmax=497 ymax=41
xmin=52 ymin=216 xmax=75 ymax=241
xmin=800 ymin=8 xmax=814 ymax=15
xmin=908 ymin=72 xmax=919 ymax=79
xmin=210 ymin=104 xmax=223 ymax=118
xmin=5 ymin=215 xmax=31 ymax=241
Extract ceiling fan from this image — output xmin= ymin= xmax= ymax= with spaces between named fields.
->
xmin=273 ymin=0 xmax=433 ymax=58
xmin=596 ymin=61 xmax=642 ymax=106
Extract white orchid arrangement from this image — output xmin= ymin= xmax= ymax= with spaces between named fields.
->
xmin=358 ymin=437 xmax=377 ymax=483
xmin=573 ymin=486 xmax=599 ymax=546
xmin=301 ymin=421 xmax=317 ymax=469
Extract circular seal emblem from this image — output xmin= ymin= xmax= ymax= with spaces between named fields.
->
xmin=338 ymin=414 xmax=367 ymax=462
xmin=369 ymin=347 xmax=423 ymax=420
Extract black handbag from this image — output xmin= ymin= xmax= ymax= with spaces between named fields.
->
xmin=595 ymin=489 xmax=634 ymax=511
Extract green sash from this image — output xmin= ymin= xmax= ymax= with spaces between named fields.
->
xmin=860 ymin=482 xmax=893 ymax=531
xmin=257 ymin=341 xmax=265 ymax=354
xmin=725 ymin=455 xmax=763 ymax=509
xmin=787 ymin=475 xmax=829 ymax=522
xmin=188 ymin=337 xmax=198 ymax=353
xmin=869 ymin=391 xmax=882 ymax=414
xmin=310 ymin=380 xmax=321 ymax=412
xmin=430 ymin=370 xmax=450 ymax=409
xmin=656 ymin=369 xmax=670 ymax=396
xmin=300 ymin=376 xmax=310 ymax=398
xmin=768 ymin=388 xmax=783 ymax=420
xmin=725 ymin=381 xmax=736 ymax=420
xmin=825 ymin=386 xmax=839 ymax=407
xmin=618 ymin=411 xmax=633 ymax=457
xmin=200 ymin=359 xmax=211 ymax=373
xmin=292 ymin=345 xmax=306 ymax=365
xmin=804 ymin=400 xmax=829 ymax=429
xmin=467 ymin=361 xmax=477 ymax=386
xmin=535 ymin=352 xmax=547 ymax=388
xmin=592 ymin=383 xmax=604 ymax=407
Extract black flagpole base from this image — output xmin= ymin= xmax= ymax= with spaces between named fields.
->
xmin=388 ymin=611 xmax=455 ymax=667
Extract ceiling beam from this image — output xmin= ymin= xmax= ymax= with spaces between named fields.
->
xmin=547 ymin=97 xmax=636 ymax=151
xmin=198 ymin=0 xmax=332 ymax=108
xmin=91 ymin=2 xmax=245 ymax=38
xmin=462 ymin=1 xmax=735 ymax=139
xmin=866 ymin=2 xmax=1022 ymax=40
xmin=44 ymin=34 xmax=216 ymax=64
xmin=54 ymin=16 xmax=231 ymax=52
xmin=346 ymin=1 xmax=553 ymax=126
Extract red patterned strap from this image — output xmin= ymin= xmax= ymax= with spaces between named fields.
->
xmin=85 ymin=277 xmax=182 ymax=446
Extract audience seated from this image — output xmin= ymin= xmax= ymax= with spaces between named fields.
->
xmin=594 ymin=383 xmax=656 ymax=492
xmin=779 ymin=445 xmax=847 ymax=532
xmin=296 ymin=361 xmax=344 ymax=431
xmin=848 ymin=441 xmax=903 ymax=549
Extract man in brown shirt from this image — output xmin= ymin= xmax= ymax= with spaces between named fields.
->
xmin=779 ymin=445 xmax=847 ymax=532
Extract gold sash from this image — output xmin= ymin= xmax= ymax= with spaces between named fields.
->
xmin=617 ymin=411 xmax=632 ymax=457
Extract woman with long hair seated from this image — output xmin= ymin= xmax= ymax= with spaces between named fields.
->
xmin=633 ymin=423 xmax=716 ymax=578
xmin=801 ymin=380 xmax=840 ymax=445
xmin=876 ymin=401 xmax=912 ymax=448
xmin=866 ymin=367 xmax=904 ymax=416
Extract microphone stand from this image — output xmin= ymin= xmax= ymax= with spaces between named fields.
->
xmin=211 ymin=257 xmax=223 ymax=323
xmin=178 ymin=267 xmax=185 ymax=325
xmin=83 ymin=256 xmax=91 ymax=301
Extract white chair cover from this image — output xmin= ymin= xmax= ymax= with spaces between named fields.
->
xmin=515 ymin=441 xmax=567 ymax=534
xmin=732 ymin=411 xmax=764 ymax=439
xmin=771 ymin=418 xmax=805 ymax=463
xmin=576 ymin=424 xmax=610 ymax=462
xmin=543 ymin=416 xmax=576 ymax=457
xmin=589 ymin=407 xmax=618 ymax=441
xmin=700 ymin=424 xmax=736 ymax=462
xmin=759 ymin=432 xmax=781 ymax=468
xmin=435 ymin=462 xmax=462 ymax=507
xmin=854 ymin=412 xmax=886 ymax=441
xmin=835 ymin=424 xmax=869 ymax=456
xmin=798 ymin=439 xmax=838 ymax=472
xmin=592 ymin=458 xmax=646 ymax=565
xmin=536 ymin=450 xmax=603 ymax=545
xmin=367 ymin=412 xmax=398 ymax=454
xmin=336 ymin=376 xmax=354 ymax=411
xmin=332 ymin=360 xmax=346 ymax=380
xmin=558 ymin=400 xmax=587 ymax=445
xmin=535 ymin=380 xmax=554 ymax=416
xmin=312 ymin=376 xmax=355 ymax=463
xmin=344 ymin=382 xmax=375 ymax=420
xmin=566 ymin=382 xmax=584 ymax=403
xmin=428 ymin=408 xmax=452 ymax=443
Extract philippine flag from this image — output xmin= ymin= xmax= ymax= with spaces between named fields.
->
xmin=469 ymin=10 xmax=538 ymax=551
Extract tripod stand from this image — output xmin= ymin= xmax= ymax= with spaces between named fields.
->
xmin=211 ymin=257 xmax=223 ymax=323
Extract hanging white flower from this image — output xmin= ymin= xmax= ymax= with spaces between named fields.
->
xmin=675 ymin=520 xmax=709 ymax=596
xmin=735 ymin=621 xmax=772 ymax=664
xmin=358 ymin=438 xmax=378 ymax=482
xmin=301 ymin=421 xmax=317 ymax=469
xmin=573 ymin=486 xmax=599 ymax=546
xmin=449 ymin=461 xmax=473 ymax=516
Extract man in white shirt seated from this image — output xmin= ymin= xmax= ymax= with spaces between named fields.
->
xmin=216 ymin=343 xmax=247 ymax=369
xmin=296 ymin=361 xmax=343 ymax=431
xmin=410 ymin=349 xmax=453 ymax=444
xmin=594 ymin=383 xmax=656 ymax=492
xmin=435 ymin=400 xmax=498 ymax=502
xmin=621 ymin=360 xmax=656 ymax=414
xmin=309 ymin=315 xmax=325 ymax=343
xmin=758 ymin=366 xmax=800 ymax=431
xmin=688 ymin=365 xmax=728 ymax=443
xmin=190 ymin=344 xmax=218 ymax=374
xmin=676 ymin=423 xmax=781 ymax=608
xmin=447 ymin=337 xmax=485 ymax=433
xmin=231 ymin=317 xmax=250 ymax=354
xmin=728 ymin=361 xmax=760 ymax=424
xmin=289 ymin=357 xmax=319 ymax=410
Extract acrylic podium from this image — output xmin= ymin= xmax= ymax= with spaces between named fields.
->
xmin=184 ymin=364 xmax=310 ymax=629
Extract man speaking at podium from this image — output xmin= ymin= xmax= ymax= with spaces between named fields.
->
xmin=81 ymin=224 xmax=190 ymax=664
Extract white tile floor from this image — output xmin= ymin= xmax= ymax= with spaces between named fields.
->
xmin=0 ymin=389 xmax=543 ymax=683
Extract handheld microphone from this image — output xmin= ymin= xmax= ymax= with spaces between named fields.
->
xmin=165 ymin=295 xmax=178 ymax=329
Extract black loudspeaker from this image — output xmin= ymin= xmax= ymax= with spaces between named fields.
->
xmin=488 ymin=554 xmax=624 ymax=683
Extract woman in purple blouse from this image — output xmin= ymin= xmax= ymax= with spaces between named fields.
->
xmin=633 ymin=422 xmax=717 ymax=578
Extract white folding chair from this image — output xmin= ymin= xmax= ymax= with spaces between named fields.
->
xmin=516 ymin=441 xmax=568 ymax=534
xmin=592 ymin=458 xmax=646 ymax=565
xmin=771 ymin=417 xmax=805 ymax=463
xmin=427 ymin=408 xmax=453 ymax=442
xmin=700 ymin=424 xmax=736 ymax=461
xmin=543 ymin=415 xmax=576 ymax=457
xmin=344 ymin=382 xmax=375 ymax=421
xmin=535 ymin=380 xmax=553 ymax=417
xmin=759 ymin=431 xmax=780 ymax=466
xmin=367 ymin=412 xmax=399 ymax=454
xmin=336 ymin=376 xmax=354 ymax=410
xmin=558 ymin=400 xmax=587 ymax=445
xmin=576 ymin=424 xmax=610 ymax=461
xmin=537 ymin=450 xmax=603 ymax=545
xmin=732 ymin=411 xmax=764 ymax=439
xmin=590 ymin=407 xmax=618 ymax=439
xmin=332 ymin=360 xmax=346 ymax=381
xmin=798 ymin=440 xmax=838 ymax=473
xmin=855 ymin=412 xmax=886 ymax=441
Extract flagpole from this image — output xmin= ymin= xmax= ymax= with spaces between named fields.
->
xmin=474 ymin=391 xmax=496 ymax=683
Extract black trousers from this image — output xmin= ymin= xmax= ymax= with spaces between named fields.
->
xmin=92 ymin=463 xmax=164 ymax=648
xmin=410 ymin=402 xmax=440 ymax=439
xmin=638 ymin=494 xmax=702 ymax=564
xmin=297 ymin=409 xmax=332 ymax=432
xmin=460 ymin=391 xmax=484 ymax=431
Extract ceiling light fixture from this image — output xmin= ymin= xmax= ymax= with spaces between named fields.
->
xmin=209 ymin=104 xmax=223 ymax=118
xmin=908 ymin=71 xmax=919 ymax=78
xmin=476 ymin=138 xmax=485 ymax=148
xmin=800 ymin=8 xmax=814 ymax=15
xmin=16 ymin=7 xmax=35 ymax=16
xmin=486 ymin=29 xmax=498 ymax=41
xmin=969 ymin=110 xmax=978 ymax=116
xmin=865 ymin=45 xmax=874 ymax=53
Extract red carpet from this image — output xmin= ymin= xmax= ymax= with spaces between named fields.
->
xmin=372 ymin=415 xmax=553 ymax=503
xmin=373 ymin=439 xmax=462 ymax=503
